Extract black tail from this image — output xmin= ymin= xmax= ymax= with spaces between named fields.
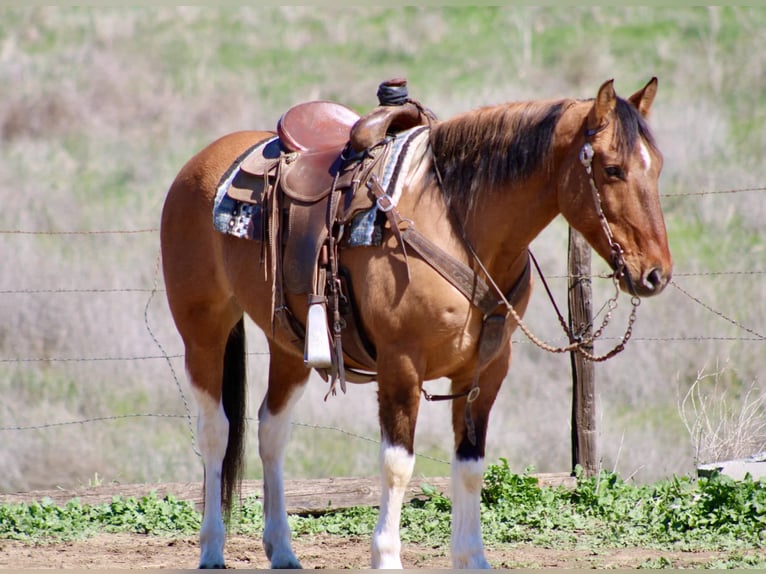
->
xmin=221 ymin=316 xmax=247 ymax=521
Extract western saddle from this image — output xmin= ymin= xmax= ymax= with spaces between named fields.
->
xmin=222 ymin=79 xmax=436 ymax=391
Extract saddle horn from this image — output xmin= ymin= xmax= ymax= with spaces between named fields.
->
xmin=349 ymin=78 xmax=435 ymax=153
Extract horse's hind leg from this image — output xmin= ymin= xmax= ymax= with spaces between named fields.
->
xmin=450 ymin=355 xmax=509 ymax=569
xmin=163 ymin=250 xmax=244 ymax=568
xmin=192 ymin=377 xmax=229 ymax=569
xmin=180 ymin=307 xmax=246 ymax=569
xmin=258 ymin=343 xmax=310 ymax=569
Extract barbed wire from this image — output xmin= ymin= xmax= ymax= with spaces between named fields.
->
xmin=0 ymin=413 xmax=186 ymax=432
xmin=0 ymin=413 xmax=451 ymax=467
xmin=4 ymin=334 xmax=762 ymax=365
xmin=0 ymin=184 xmax=762 ymax=237
xmin=0 ymin=288 xmax=160 ymax=294
xmin=670 ymin=280 xmax=766 ymax=340
xmin=0 ymin=352 xmax=271 ymax=363
xmin=672 ymin=270 xmax=766 ymax=277
xmin=1 ymin=275 xmax=761 ymax=367
xmin=0 ymin=270 xmax=763 ymax=295
xmin=539 ymin=270 xmax=766 ymax=280
xmin=3 ymin=270 xmax=765 ymax=365
xmin=0 ymin=354 xmax=184 ymax=363
xmin=142 ymin=249 xmax=200 ymax=457
xmin=662 ymin=186 xmax=766 ymax=197
xmin=0 ymin=228 xmax=159 ymax=235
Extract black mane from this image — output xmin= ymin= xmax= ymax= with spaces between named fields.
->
xmin=428 ymin=96 xmax=657 ymax=218
xmin=429 ymin=101 xmax=565 ymax=216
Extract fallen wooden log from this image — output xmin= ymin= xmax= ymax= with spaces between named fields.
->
xmin=0 ymin=472 xmax=575 ymax=515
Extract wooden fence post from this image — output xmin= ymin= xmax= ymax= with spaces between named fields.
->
xmin=568 ymin=227 xmax=598 ymax=477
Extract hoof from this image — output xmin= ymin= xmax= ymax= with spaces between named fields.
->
xmin=271 ymin=558 xmax=303 ymax=569
xmin=453 ymin=556 xmax=491 ymax=569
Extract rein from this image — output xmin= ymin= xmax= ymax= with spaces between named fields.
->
xmin=574 ymin=127 xmax=641 ymax=361
xmin=455 ymin=126 xmax=640 ymax=363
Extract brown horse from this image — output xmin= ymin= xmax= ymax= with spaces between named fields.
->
xmin=160 ymin=78 xmax=672 ymax=569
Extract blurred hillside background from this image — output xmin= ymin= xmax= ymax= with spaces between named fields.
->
xmin=0 ymin=6 xmax=764 ymax=491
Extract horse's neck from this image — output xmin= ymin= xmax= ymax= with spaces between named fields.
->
xmin=463 ymin=175 xmax=558 ymax=288
xmin=462 ymin=105 xmax=585 ymax=288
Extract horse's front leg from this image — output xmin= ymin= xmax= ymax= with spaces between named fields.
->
xmin=258 ymin=345 xmax=310 ymax=569
xmin=450 ymin=353 xmax=510 ymax=569
xmin=371 ymin=354 xmax=423 ymax=569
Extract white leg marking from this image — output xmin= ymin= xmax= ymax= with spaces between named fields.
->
xmin=639 ymin=140 xmax=652 ymax=173
xmin=371 ymin=442 xmax=415 ymax=569
xmin=451 ymin=456 xmax=491 ymax=569
xmin=192 ymin=386 xmax=229 ymax=569
xmin=259 ymin=385 xmax=305 ymax=569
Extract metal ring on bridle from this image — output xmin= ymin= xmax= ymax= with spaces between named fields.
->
xmin=579 ymin=142 xmax=594 ymax=173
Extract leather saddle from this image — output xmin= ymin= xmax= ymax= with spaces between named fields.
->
xmin=229 ymin=98 xmax=432 ymax=293
xmin=278 ymin=100 xmax=359 ymax=153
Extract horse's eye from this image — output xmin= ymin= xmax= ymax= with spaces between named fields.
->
xmin=604 ymin=165 xmax=625 ymax=180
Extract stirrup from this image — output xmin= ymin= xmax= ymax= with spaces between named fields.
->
xmin=304 ymin=299 xmax=333 ymax=369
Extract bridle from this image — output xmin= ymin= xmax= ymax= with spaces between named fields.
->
xmin=418 ymin=114 xmax=642 ymax=443
xmin=574 ymin=122 xmax=641 ymax=360
xmin=431 ymin=121 xmax=641 ymax=365
xmin=580 ymin=122 xmax=629 ymax=282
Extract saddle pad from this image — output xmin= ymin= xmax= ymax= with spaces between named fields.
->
xmin=212 ymin=136 xmax=279 ymax=238
xmin=346 ymin=125 xmax=430 ymax=247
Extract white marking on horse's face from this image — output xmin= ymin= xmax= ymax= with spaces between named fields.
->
xmin=639 ymin=140 xmax=652 ymax=173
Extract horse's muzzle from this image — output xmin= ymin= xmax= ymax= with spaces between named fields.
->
xmin=621 ymin=265 xmax=671 ymax=298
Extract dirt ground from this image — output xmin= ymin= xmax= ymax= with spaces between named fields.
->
xmin=0 ymin=532 xmax=746 ymax=570
xmin=0 ymin=480 xmax=758 ymax=570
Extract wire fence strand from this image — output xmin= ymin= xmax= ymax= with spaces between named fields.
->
xmin=670 ymin=280 xmax=766 ymax=340
xmin=0 ymin=182 xmax=761 ymax=238
xmin=662 ymin=186 xmax=766 ymax=197
xmin=0 ymin=185 xmax=763 ymax=468
xmin=0 ymin=414 xmax=451 ymax=467
xmin=1 ymin=270 xmax=763 ymax=295
xmin=0 ymin=288 xmax=161 ymax=294
xmin=0 ymin=228 xmax=159 ymax=235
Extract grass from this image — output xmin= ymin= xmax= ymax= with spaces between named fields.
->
xmin=0 ymin=6 xmax=764 ymax=491
xmin=666 ymin=211 xmax=763 ymax=269
xmin=679 ymin=367 xmax=766 ymax=465
xmin=0 ymin=493 xmax=201 ymax=540
xmin=2 ymin=462 xmax=764 ymax=568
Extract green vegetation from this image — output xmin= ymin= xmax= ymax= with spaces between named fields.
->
xmin=2 ymin=462 xmax=764 ymax=568
xmin=0 ymin=492 xmax=200 ymax=540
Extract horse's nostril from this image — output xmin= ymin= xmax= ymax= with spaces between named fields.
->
xmin=644 ymin=268 xmax=663 ymax=291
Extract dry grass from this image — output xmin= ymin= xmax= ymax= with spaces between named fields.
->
xmin=679 ymin=366 xmax=766 ymax=465
xmin=1 ymin=7 xmax=764 ymax=491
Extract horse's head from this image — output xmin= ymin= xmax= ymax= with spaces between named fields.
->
xmin=560 ymin=78 xmax=672 ymax=298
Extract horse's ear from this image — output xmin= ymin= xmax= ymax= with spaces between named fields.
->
xmin=628 ymin=77 xmax=658 ymax=118
xmin=594 ymin=79 xmax=616 ymax=126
